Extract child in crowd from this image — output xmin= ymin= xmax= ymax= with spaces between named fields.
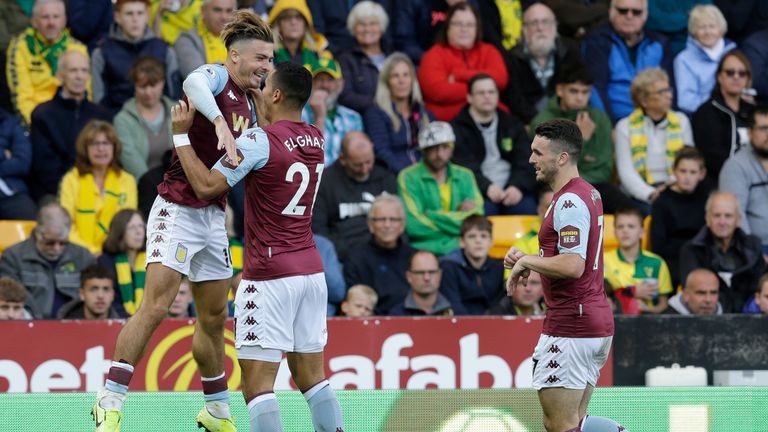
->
xmin=340 ymin=284 xmax=377 ymax=318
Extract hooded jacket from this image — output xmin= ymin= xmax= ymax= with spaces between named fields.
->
xmin=269 ymin=0 xmax=331 ymax=66
xmin=664 ymin=292 xmax=723 ymax=315
xmin=439 ymin=248 xmax=504 ymax=315
xmin=113 ymin=95 xmax=176 ymax=178
xmin=674 ymin=36 xmax=736 ymax=114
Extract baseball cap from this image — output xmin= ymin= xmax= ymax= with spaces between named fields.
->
xmin=310 ymin=58 xmax=342 ymax=79
xmin=418 ymin=121 xmax=456 ymax=150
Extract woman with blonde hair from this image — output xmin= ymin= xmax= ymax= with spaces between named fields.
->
xmin=59 ymin=120 xmax=138 ymax=254
xmin=363 ymin=52 xmax=434 ymax=173
xmin=615 ymin=68 xmax=694 ymax=210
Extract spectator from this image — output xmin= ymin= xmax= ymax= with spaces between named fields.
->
xmin=719 ymin=106 xmax=768 ymax=256
xmin=418 ymin=2 xmax=509 ymax=121
xmin=301 ymin=58 xmax=364 ymax=165
xmin=486 ymin=270 xmax=545 ymax=316
xmin=175 ymin=0 xmax=236 ymax=78
xmin=168 ymin=276 xmax=194 ymax=317
xmin=714 ymin=0 xmax=768 ymax=44
xmin=513 ymin=189 xmax=554 ymax=255
xmin=581 ymin=0 xmax=670 ymax=124
xmin=0 ymin=203 xmax=95 ymax=319
xmin=306 ymin=0 xmax=390 ymax=55
xmin=614 ymin=68 xmax=693 ymax=210
xmin=742 ymin=274 xmax=768 ymax=314
xmin=57 ymin=264 xmax=121 ymax=319
xmin=393 ymin=0 xmax=466 ymax=65
xmin=97 ymin=209 xmax=146 ymax=317
xmin=531 ymin=63 xmax=631 ymax=213
xmin=540 ymin=0 xmax=608 ymax=42
xmin=680 ymin=191 xmax=765 ymax=313
xmin=343 ymin=194 xmax=413 ymax=314
xmin=604 ymin=207 xmax=673 ymax=315
xmin=398 ymin=121 xmax=484 ymax=255
xmin=243 ymin=0 xmax=275 ymax=20
xmin=741 ymin=29 xmax=768 ymax=104
xmin=314 ymin=234 xmax=347 ymax=316
xmin=664 ymin=268 xmax=723 ymax=315
xmin=0 ymin=277 xmax=30 ymax=320
xmin=339 ymin=284 xmax=377 ymax=317
xmin=478 ymin=0 xmax=523 ymax=53
xmin=67 ymin=0 xmax=114 ymax=52
xmin=451 ymin=74 xmax=537 ymax=215
xmin=505 ymin=2 xmax=580 ymax=124
xmin=59 ymin=120 xmax=138 ymax=254
xmin=693 ymin=50 xmax=755 ymax=188
xmin=6 ymin=0 xmax=88 ymax=125
xmin=674 ymin=5 xmax=735 ymax=115
xmin=268 ymin=0 xmax=331 ymax=68
xmin=645 ymin=0 xmax=712 ymax=57
xmin=92 ymin=0 xmax=179 ymax=116
xmin=650 ymin=147 xmax=709 ymax=287
xmin=0 ymin=1 xmax=28 ymax=114
xmin=337 ymin=1 xmax=390 ymax=115
xmin=389 ymin=250 xmax=454 ymax=316
xmin=28 ymin=50 xmax=112 ymax=203
xmin=114 ymin=56 xmax=175 ymax=179
xmin=0 ymin=107 xmax=35 ymax=219
xmin=149 ymin=0 xmax=203 ymax=44
xmin=439 ymin=215 xmax=504 ymax=315
xmin=363 ymin=52 xmax=434 ymax=173
xmin=312 ymin=131 xmax=397 ymax=261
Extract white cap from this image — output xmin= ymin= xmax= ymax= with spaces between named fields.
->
xmin=418 ymin=121 xmax=455 ymax=150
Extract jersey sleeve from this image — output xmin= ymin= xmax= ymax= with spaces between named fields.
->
xmin=212 ymin=127 xmax=270 ymax=187
xmin=183 ymin=64 xmax=229 ymax=122
xmin=552 ymin=192 xmax=591 ymax=259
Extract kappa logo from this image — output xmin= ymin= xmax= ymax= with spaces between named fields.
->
xmin=151 ymin=235 xmax=164 ymax=244
xmin=547 ymin=344 xmax=562 ymax=354
xmin=158 ymin=208 xmax=170 ymax=217
xmin=244 ymin=316 xmax=257 ymax=326
xmin=157 ymin=222 xmax=167 ymax=231
xmin=227 ymin=89 xmax=238 ymax=101
xmin=245 ymin=301 xmax=258 ymax=310
xmin=618 ymin=427 xmax=626 ymax=432
xmin=243 ymin=332 xmax=259 ymax=342
xmin=546 ymin=360 xmax=561 ymax=369
xmin=336 ymin=428 xmax=345 ymax=432
xmin=561 ymin=200 xmax=577 ymax=210
xmin=244 ymin=285 xmax=258 ymax=294
xmin=150 ymin=249 xmax=162 ymax=258
xmin=545 ymin=375 xmax=561 ymax=384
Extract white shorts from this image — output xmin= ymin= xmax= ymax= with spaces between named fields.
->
xmin=531 ymin=334 xmax=612 ymax=390
xmin=234 ymin=273 xmax=328 ymax=361
xmin=145 ymin=196 xmax=232 ymax=282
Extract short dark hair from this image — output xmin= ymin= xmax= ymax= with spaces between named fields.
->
xmin=80 ymin=265 xmax=115 ymax=288
xmin=534 ymin=119 xmax=582 ymax=160
xmin=0 ymin=277 xmax=26 ymax=303
xmin=673 ymin=146 xmax=705 ymax=170
xmin=130 ymin=56 xmax=166 ymax=86
xmin=748 ymin=105 xmax=768 ymax=128
xmin=555 ymin=62 xmax=594 ymax=86
xmin=221 ymin=9 xmax=274 ymax=49
xmin=460 ymin=214 xmax=492 ymax=236
xmin=271 ymin=61 xmax=312 ymax=110
xmin=467 ymin=73 xmax=495 ymax=94
xmin=613 ymin=206 xmax=644 ymax=225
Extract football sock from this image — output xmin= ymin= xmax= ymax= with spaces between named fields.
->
xmin=303 ymin=380 xmax=344 ymax=432
xmin=247 ymin=392 xmax=283 ymax=432
xmin=582 ymin=415 xmax=628 ymax=431
xmin=202 ymin=373 xmax=231 ymax=419
xmin=100 ymin=360 xmax=134 ymax=410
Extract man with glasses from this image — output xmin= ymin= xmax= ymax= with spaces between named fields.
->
xmin=582 ymin=0 xmax=671 ymax=124
xmin=312 ymin=131 xmax=397 ymax=262
xmin=505 ymin=2 xmax=581 ymax=124
xmin=389 ymin=250 xmax=454 ymax=316
xmin=0 ymin=203 xmax=95 ymax=319
xmin=344 ymin=194 xmax=414 ymax=314
xmin=720 ymin=106 xmax=768 ymax=259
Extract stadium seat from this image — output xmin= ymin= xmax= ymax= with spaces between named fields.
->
xmin=602 ymin=214 xmax=618 ymax=252
xmin=0 ymin=220 xmax=36 ymax=254
xmin=642 ymin=215 xmax=652 ymax=250
xmin=488 ymin=215 xmax=539 ymax=259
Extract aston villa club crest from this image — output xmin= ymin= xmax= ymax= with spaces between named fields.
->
xmin=175 ymin=243 xmax=188 ymax=263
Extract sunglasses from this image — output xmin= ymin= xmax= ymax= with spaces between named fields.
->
xmin=722 ymin=69 xmax=748 ymax=78
xmin=615 ymin=7 xmax=643 ymax=16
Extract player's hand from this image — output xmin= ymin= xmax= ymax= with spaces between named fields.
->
xmin=503 ymin=247 xmax=526 ymax=269
xmin=171 ymin=100 xmax=196 ymax=134
xmin=214 ymin=116 xmax=238 ymax=167
xmin=250 ymin=87 xmax=270 ymax=126
xmin=507 ymin=260 xmax=530 ymax=297
xmin=502 ymin=186 xmax=523 ymax=206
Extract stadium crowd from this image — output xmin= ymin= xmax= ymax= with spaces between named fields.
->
xmin=1 ymin=0 xmax=768 ymax=320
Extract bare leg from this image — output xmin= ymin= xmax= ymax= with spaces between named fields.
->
xmin=578 ymin=385 xmax=595 ymax=420
xmin=538 ymin=387 xmax=587 ymax=432
xmin=286 ymin=352 xmax=326 ymax=390
xmin=113 ymin=264 xmax=182 ymax=363
xmin=190 ymin=279 xmax=231 ymax=377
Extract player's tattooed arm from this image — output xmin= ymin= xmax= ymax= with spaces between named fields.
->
xmin=171 ymin=100 xmax=231 ymax=200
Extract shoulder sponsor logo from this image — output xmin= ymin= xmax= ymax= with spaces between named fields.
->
xmin=559 ymin=225 xmax=580 ymax=248
xmin=221 ymin=149 xmax=245 ymax=169
xmin=561 ymin=200 xmax=577 ymax=210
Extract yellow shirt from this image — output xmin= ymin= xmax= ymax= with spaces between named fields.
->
xmin=604 ymin=248 xmax=673 ymax=306
xmin=149 ymin=0 xmax=203 ymax=44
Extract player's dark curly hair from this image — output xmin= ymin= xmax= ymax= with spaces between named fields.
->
xmin=271 ymin=62 xmax=312 ymax=110
xmin=534 ymin=119 xmax=582 ymax=161
xmin=220 ymin=10 xmax=275 ymax=49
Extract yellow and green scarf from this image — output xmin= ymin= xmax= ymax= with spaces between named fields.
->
xmin=115 ymin=251 xmax=146 ymax=315
xmin=197 ymin=17 xmax=227 ymax=65
xmin=628 ymin=108 xmax=684 ymax=184
xmin=25 ymin=27 xmax=71 ymax=74
xmin=75 ymin=169 xmax=129 ymax=251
